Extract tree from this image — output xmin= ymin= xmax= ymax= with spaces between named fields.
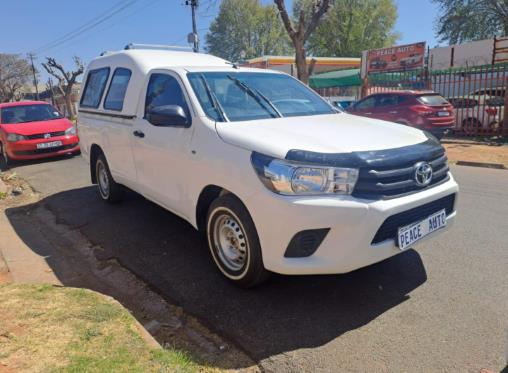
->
xmin=42 ymin=56 xmax=84 ymax=118
xmin=274 ymin=0 xmax=332 ymax=84
xmin=0 ymin=54 xmax=32 ymax=102
xmin=298 ymin=0 xmax=399 ymax=57
xmin=206 ymin=0 xmax=291 ymax=62
xmin=433 ymin=0 xmax=508 ymax=44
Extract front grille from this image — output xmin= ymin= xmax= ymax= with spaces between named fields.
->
xmin=14 ymin=143 xmax=78 ymax=156
xmin=353 ymin=151 xmax=449 ymax=200
xmin=26 ymin=131 xmax=66 ymax=140
xmin=371 ymin=193 xmax=456 ymax=244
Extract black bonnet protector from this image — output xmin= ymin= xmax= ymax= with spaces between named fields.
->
xmin=285 ymin=133 xmax=444 ymax=168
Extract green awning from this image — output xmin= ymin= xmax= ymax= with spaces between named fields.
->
xmin=309 ymin=69 xmax=361 ymax=88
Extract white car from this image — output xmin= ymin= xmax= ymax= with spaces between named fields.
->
xmin=77 ymin=45 xmax=458 ymax=287
xmin=448 ymin=95 xmax=503 ymax=131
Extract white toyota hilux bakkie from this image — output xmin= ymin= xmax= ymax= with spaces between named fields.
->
xmin=78 ymin=45 xmax=458 ymax=287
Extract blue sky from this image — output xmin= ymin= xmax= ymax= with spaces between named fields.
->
xmin=0 ymin=0 xmax=441 ymax=82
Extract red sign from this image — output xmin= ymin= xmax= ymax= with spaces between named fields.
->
xmin=366 ymin=42 xmax=426 ymax=73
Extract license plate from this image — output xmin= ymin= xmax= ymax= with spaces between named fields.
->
xmin=397 ymin=209 xmax=447 ymax=250
xmin=36 ymin=140 xmax=62 ymax=149
xmin=437 ymin=111 xmax=450 ymax=117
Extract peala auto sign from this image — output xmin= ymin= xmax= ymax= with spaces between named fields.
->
xmin=365 ymin=42 xmax=426 ymax=73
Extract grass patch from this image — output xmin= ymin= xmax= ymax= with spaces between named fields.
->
xmin=0 ymin=284 xmax=216 ymax=372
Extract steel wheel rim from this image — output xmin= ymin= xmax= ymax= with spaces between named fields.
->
xmin=212 ymin=213 xmax=247 ymax=272
xmin=97 ymin=161 xmax=109 ymax=198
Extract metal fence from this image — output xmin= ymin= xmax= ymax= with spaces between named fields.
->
xmin=365 ymin=64 xmax=508 ymax=136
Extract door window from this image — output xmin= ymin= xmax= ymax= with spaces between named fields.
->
xmin=104 ymin=68 xmax=132 ymax=111
xmin=145 ymin=73 xmax=191 ymax=120
xmin=355 ymin=96 xmax=377 ymax=110
xmin=376 ymin=95 xmax=398 ymax=107
xmin=80 ymin=67 xmax=110 ymax=108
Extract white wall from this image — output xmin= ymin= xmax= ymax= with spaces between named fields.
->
xmin=430 ymin=39 xmax=494 ymax=70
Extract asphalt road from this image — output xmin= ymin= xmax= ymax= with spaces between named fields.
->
xmin=6 ymin=155 xmax=508 ymax=372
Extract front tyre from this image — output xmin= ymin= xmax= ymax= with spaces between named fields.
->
xmin=95 ymin=154 xmax=124 ymax=203
xmin=206 ymin=194 xmax=269 ymax=287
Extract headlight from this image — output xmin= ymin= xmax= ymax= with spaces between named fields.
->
xmin=251 ymin=152 xmax=359 ymax=195
xmin=65 ymin=126 xmax=76 ymax=135
xmin=6 ymin=133 xmax=27 ymax=142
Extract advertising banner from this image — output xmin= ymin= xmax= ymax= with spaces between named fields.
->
xmin=365 ymin=42 xmax=426 ymax=73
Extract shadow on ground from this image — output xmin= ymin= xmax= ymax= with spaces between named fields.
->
xmin=6 ymin=186 xmax=427 ymax=368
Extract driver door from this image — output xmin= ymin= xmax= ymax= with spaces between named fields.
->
xmin=131 ymin=71 xmax=194 ymax=217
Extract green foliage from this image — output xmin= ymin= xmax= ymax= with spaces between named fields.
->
xmin=433 ymin=0 xmax=508 ymax=44
xmin=295 ymin=0 xmax=399 ymax=57
xmin=205 ymin=0 xmax=291 ymax=61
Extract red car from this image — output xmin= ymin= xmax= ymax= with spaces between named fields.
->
xmin=0 ymin=101 xmax=80 ymax=165
xmin=347 ymin=91 xmax=455 ymax=139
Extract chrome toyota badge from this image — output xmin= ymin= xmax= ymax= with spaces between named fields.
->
xmin=414 ymin=161 xmax=433 ymax=186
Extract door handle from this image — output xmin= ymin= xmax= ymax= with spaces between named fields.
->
xmin=365 ymin=112 xmax=372 ymax=115
xmin=133 ymin=130 xmax=145 ymax=138
xmin=389 ymin=111 xmax=398 ymax=114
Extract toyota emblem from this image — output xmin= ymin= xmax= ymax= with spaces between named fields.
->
xmin=414 ymin=161 xmax=433 ymax=186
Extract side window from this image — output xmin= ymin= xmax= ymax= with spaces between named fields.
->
xmin=355 ymin=96 xmax=377 ymax=110
xmin=376 ymin=95 xmax=398 ymax=107
xmin=145 ymin=73 xmax=191 ymax=119
xmin=80 ymin=67 xmax=110 ymax=108
xmin=104 ymin=68 xmax=132 ymax=111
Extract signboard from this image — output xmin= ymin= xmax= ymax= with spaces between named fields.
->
xmin=365 ymin=42 xmax=426 ymax=73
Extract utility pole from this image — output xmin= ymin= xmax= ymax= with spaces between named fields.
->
xmin=185 ymin=0 xmax=199 ymax=52
xmin=27 ymin=53 xmax=40 ymax=100
xmin=47 ymin=77 xmax=55 ymax=105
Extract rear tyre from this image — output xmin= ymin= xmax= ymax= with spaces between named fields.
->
xmin=463 ymin=118 xmax=481 ymax=134
xmin=95 ymin=154 xmax=124 ymax=203
xmin=0 ymin=142 xmax=10 ymax=171
xmin=206 ymin=194 xmax=269 ymax=287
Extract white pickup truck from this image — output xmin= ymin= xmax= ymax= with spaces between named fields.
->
xmin=77 ymin=45 xmax=458 ymax=287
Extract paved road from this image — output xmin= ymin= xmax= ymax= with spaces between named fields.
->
xmin=6 ymin=156 xmax=508 ymax=372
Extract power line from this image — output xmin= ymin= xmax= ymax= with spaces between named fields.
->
xmin=33 ymin=0 xmax=140 ymax=54
xmin=48 ymin=0 xmax=164 ymax=54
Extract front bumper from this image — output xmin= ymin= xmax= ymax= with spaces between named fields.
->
xmin=6 ymin=135 xmax=80 ymax=160
xmin=247 ymin=173 xmax=459 ymax=275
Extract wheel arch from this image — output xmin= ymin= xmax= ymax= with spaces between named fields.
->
xmin=195 ymin=185 xmax=233 ymax=232
xmin=89 ymin=144 xmax=103 ymax=184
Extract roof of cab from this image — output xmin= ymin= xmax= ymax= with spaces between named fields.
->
xmin=89 ymin=49 xmax=231 ymax=73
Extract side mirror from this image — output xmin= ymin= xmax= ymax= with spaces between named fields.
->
xmin=145 ymin=105 xmax=190 ymax=127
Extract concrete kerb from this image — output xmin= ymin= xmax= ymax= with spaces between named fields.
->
xmin=455 ymin=160 xmax=507 ymax=170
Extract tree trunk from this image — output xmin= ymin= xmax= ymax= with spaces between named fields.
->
xmin=64 ymin=93 xmax=74 ymax=118
xmin=294 ymin=39 xmax=309 ymax=84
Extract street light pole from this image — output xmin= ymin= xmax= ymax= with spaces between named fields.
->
xmin=186 ymin=0 xmax=199 ymax=52
xmin=27 ymin=53 xmax=39 ymax=100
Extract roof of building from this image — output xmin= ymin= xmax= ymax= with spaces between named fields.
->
xmin=309 ymin=69 xmax=361 ymax=88
xmin=246 ymin=55 xmax=361 ymax=67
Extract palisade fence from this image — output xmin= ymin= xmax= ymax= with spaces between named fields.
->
xmin=365 ymin=63 xmax=508 ymax=136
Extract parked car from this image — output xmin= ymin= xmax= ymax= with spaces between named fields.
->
xmin=327 ymin=96 xmax=356 ymax=110
xmin=0 ymin=101 xmax=79 ymax=166
xmin=447 ymin=95 xmax=502 ymax=132
xmin=78 ymin=46 xmax=458 ymax=287
xmin=347 ymin=91 xmax=455 ymax=139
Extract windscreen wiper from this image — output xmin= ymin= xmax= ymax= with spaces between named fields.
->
xmin=199 ymin=74 xmax=229 ymax=122
xmin=227 ymin=75 xmax=282 ymax=118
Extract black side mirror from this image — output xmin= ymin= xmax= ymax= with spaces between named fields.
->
xmin=145 ymin=105 xmax=190 ymax=127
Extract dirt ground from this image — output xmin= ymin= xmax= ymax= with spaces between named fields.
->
xmin=443 ymin=142 xmax=508 ymax=167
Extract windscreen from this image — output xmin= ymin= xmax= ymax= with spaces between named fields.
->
xmin=1 ymin=104 xmax=63 ymax=124
xmin=417 ymin=94 xmax=449 ymax=106
xmin=187 ymin=72 xmax=335 ymax=122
